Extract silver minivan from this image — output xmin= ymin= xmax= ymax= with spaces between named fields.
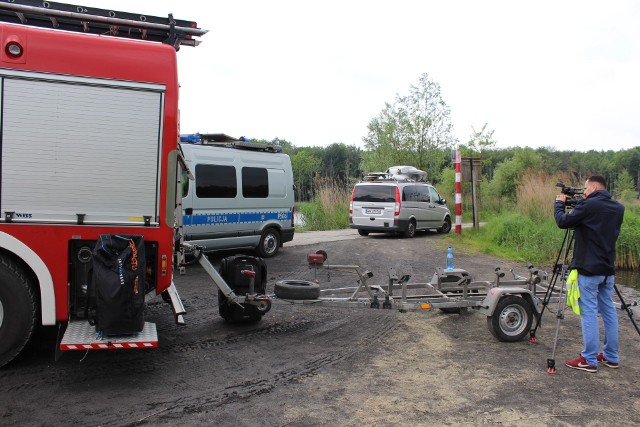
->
xmin=349 ymin=167 xmax=451 ymax=238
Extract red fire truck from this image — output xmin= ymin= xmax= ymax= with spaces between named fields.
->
xmin=0 ymin=0 xmax=210 ymax=367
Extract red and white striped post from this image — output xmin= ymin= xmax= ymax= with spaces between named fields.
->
xmin=455 ymin=150 xmax=462 ymax=234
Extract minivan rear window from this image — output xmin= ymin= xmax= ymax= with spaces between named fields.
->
xmin=353 ymin=185 xmax=395 ymax=202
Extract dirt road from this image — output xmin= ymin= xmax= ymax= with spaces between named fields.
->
xmin=2 ymin=231 xmax=639 ymax=426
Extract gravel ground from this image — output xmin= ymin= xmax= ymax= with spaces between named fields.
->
xmin=1 ymin=230 xmax=639 ymax=426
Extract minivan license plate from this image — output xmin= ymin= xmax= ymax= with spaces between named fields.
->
xmin=364 ymin=208 xmax=382 ymax=215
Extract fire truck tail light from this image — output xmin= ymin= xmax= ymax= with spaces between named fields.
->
xmin=5 ymin=41 xmax=23 ymax=58
xmin=161 ymin=255 xmax=168 ymax=276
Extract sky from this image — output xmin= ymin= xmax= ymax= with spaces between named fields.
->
xmin=69 ymin=1 xmax=639 ymax=152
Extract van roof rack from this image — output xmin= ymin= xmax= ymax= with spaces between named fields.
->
xmin=180 ymin=133 xmax=283 ymax=153
xmin=362 ymin=166 xmax=427 ymax=183
xmin=0 ymin=0 xmax=207 ymax=50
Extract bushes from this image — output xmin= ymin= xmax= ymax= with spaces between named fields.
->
xmin=297 ymin=179 xmax=351 ymax=231
xmin=471 ymin=213 xmax=564 ymax=264
xmin=460 ymin=171 xmax=640 ymax=270
xmin=617 ymin=208 xmax=640 ymax=269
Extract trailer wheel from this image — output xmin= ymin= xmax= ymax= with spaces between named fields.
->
xmin=274 ymin=280 xmax=320 ymax=300
xmin=0 ymin=254 xmax=37 ymax=368
xmin=487 ymin=295 xmax=533 ymax=342
xmin=258 ymin=228 xmax=280 ymax=258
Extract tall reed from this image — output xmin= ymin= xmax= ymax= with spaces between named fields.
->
xmin=297 ymin=178 xmax=351 ymax=231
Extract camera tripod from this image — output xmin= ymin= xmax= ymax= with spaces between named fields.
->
xmin=529 ymin=228 xmax=640 ymax=375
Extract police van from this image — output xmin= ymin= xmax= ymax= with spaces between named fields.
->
xmin=179 ymin=134 xmax=295 ymax=257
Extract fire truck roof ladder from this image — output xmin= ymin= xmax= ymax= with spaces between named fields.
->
xmin=0 ymin=0 xmax=207 ymax=50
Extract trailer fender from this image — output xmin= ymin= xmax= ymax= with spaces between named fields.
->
xmin=478 ymin=287 xmax=539 ymax=317
xmin=0 ymin=232 xmax=55 ymax=325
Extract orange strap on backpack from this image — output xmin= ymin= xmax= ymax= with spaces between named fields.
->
xmin=129 ymin=239 xmax=139 ymax=294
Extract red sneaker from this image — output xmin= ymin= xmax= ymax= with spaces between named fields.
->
xmin=565 ymin=355 xmax=597 ymax=372
xmin=596 ymin=353 xmax=619 ymax=369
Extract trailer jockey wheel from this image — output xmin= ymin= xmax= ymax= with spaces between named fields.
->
xmin=315 ymin=250 xmax=328 ymax=262
xmin=251 ymin=297 xmax=272 ymax=314
xmin=218 ymin=290 xmax=263 ymax=323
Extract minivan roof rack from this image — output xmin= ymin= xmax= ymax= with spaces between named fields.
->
xmin=0 ymin=0 xmax=207 ymax=50
xmin=362 ymin=166 xmax=427 ymax=183
xmin=180 ymin=133 xmax=283 ymax=153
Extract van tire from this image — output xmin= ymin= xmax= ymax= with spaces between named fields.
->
xmin=357 ymin=229 xmax=369 ymax=236
xmin=438 ymin=217 xmax=452 ymax=234
xmin=258 ymin=228 xmax=280 ymax=258
xmin=274 ymin=280 xmax=320 ymax=300
xmin=403 ymin=219 xmax=416 ymax=238
xmin=0 ymin=254 xmax=37 ymax=368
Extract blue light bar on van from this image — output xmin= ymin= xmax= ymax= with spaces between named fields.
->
xmin=180 ymin=134 xmax=201 ymax=143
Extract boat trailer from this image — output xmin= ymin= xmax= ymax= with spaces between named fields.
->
xmin=272 ymin=251 xmax=563 ymax=342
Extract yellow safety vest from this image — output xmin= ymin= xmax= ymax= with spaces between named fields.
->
xmin=566 ymin=269 xmax=580 ymax=315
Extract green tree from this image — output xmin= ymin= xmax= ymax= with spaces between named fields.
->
xmin=291 ymin=149 xmax=321 ymax=202
xmin=488 ymin=148 xmax=543 ymax=199
xmin=363 ymin=73 xmax=455 ymax=182
xmin=614 ymin=169 xmax=637 ymax=202
xmin=321 ymin=143 xmax=362 ymax=183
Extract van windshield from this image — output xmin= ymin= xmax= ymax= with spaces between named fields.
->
xmin=353 ymin=185 xmax=395 ymax=202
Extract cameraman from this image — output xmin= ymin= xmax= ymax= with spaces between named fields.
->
xmin=555 ymin=175 xmax=625 ymax=373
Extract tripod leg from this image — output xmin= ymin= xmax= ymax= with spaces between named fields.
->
xmin=614 ymin=284 xmax=640 ymax=337
xmin=532 ymin=229 xmax=574 ymax=345
xmin=547 ymin=280 xmax=568 ymax=375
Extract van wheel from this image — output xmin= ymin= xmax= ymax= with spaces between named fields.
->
xmin=403 ymin=219 xmax=416 ymax=238
xmin=357 ymin=229 xmax=369 ymax=236
xmin=0 ymin=254 xmax=37 ymax=368
xmin=258 ymin=228 xmax=280 ymax=258
xmin=438 ymin=217 xmax=452 ymax=234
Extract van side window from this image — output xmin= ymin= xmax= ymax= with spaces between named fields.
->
xmin=417 ymin=185 xmax=431 ymax=202
xmin=195 ymin=164 xmax=237 ymax=198
xmin=428 ymin=187 xmax=441 ymax=203
xmin=403 ymin=185 xmax=421 ymax=202
xmin=242 ymin=167 xmax=269 ymax=198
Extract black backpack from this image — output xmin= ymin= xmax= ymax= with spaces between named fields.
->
xmin=92 ymin=234 xmax=145 ymax=335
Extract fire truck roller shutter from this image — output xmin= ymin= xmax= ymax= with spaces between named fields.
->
xmin=0 ymin=74 xmax=165 ymax=225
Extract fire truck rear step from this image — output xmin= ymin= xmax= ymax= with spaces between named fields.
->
xmin=60 ymin=321 xmax=158 ymax=351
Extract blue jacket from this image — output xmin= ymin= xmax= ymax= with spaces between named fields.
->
xmin=554 ymin=189 xmax=625 ymax=276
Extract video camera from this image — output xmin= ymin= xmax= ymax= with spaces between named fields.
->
xmin=556 ymin=182 xmax=584 ymax=207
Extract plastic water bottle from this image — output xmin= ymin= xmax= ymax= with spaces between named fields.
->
xmin=446 ymin=246 xmax=454 ymax=270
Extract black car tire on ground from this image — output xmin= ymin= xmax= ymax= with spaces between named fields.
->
xmin=274 ymin=280 xmax=320 ymax=300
